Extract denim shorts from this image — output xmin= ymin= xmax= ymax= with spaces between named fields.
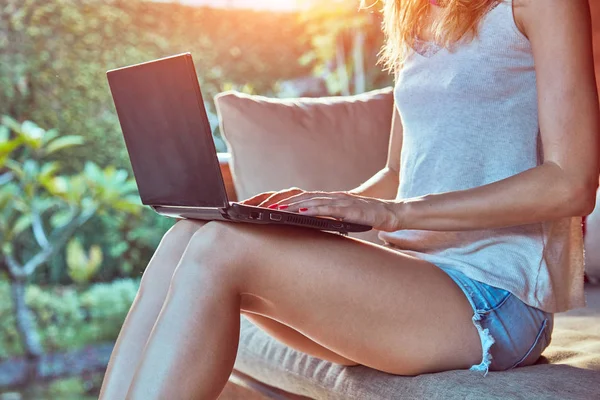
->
xmin=437 ymin=265 xmax=554 ymax=376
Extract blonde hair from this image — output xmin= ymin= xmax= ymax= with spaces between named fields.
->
xmin=367 ymin=0 xmax=503 ymax=74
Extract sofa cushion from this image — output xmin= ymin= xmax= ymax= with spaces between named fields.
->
xmin=585 ymin=187 xmax=600 ymax=283
xmin=233 ymin=285 xmax=600 ymax=399
xmin=214 ymin=87 xmax=397 ymax=244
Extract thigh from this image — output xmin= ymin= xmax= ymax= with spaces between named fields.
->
xmin=146 ymin=220 xmax=357 ymax=366
xmin=192 ymin=222 xmax=482 ymax=375
xmin=241 ymin=312 xmax=359 ymax=366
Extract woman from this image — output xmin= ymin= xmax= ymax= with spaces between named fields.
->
xmin=100 ymin=0 xmax=599 ymax=398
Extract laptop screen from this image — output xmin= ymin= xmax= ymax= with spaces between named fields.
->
xmin=107 ymin=53 xmax=228 ymax=208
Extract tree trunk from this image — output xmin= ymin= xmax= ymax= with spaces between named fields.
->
xmin=11 ymin=279 xmax=43 ymax=383
xmin=336 ymin=38 xmax=350 ymax=96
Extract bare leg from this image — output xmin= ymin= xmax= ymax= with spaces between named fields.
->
xmin=241 ymin=312 xmax=358 ymax=366
xmin=125 ymin=221 xmax=482 ymax=400
xmin=100 ymin=220 xmax=357 ymax=399
xmin=98 ymin=220 xmax=208 ymax=400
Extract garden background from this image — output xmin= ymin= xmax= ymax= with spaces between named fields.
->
xmin=0 ymin=0 xmax=391 ymax=398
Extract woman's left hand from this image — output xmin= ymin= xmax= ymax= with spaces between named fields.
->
xmin=274 ymin=190 xmax=402 ymax=232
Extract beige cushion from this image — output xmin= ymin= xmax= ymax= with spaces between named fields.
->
xmin=214 ymin=87 xmax=397 ymax=244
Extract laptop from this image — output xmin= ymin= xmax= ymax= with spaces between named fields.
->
xmin=106 ymin=53 xmax=372 ymax=235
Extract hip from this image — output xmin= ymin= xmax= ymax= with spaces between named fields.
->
xmin=436 ymin=264 xmax=554 ymax=374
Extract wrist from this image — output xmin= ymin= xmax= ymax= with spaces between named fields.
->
xmin=383 ymin=199 xmax=408 ymax=231
xmin=390 ymin=197 xmax=423 ymax=231
xmin=394 ymin=200 xmax=408 ymax=231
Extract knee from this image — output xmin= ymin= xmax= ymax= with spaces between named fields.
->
xmin=170 ymin=221 xmax=248 ymax=286
xmin=165 ymin=219 xmax=209 ymax=242
xmin=156 ymin=219 xmax=212 ymax=254
xmin=184 ymin=221 xmax=248 ymax=261
xmin=138 ymin=220 xmax=208 ymax=291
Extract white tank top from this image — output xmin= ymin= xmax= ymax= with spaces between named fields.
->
xmin=378 ymin=0 xmax=585 ymax=313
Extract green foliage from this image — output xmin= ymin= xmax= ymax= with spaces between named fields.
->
xmin=42 ymin=160 xmax=142 ymax=215
xmin=46 ymin=377 xmax=91 ymax=400
xmin=0 ymin=282 xmax=20 ymax=358
xmin=2 ymin=116 xmax=170 ymax=283
xmin=0 ymin=116 xmax=140 ymax=285
xmin=16 ymin=373 xmax=104 ymax=400
xmin=0 ymin=279 xmax=139 ymax=359
xmin=42 ymin=203 xmax=173 ymax=285
xmin=0 ymin=0 xmax=314 ymax=173
xmin=0 ymin=118 xmax=84 ymax=251
xmin=25 ymin=285 xmax=84 ymax=354
xmin=66 ymin=238 xmax=102 ymax=284
xmin=79 ymin=280 xmax=139 ymax=342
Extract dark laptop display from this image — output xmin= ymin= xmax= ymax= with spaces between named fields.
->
xmin=108 ymin=54 xmax=228 ymax=208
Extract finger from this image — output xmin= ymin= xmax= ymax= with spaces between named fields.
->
xmin=281 ymin=195 xmax=354 ymax=211
xmin=277 ymin=191 xmax=347 ymax=208
xmin=239 ymin=191 xmax=276 ymax=206
xmin=239 ymin=193 xmax=273 ymax=206
xmin=257 ymin=187 xmax=305 ymax=208
xmin=281 ymin=196 xmax=340 ymax=211
xmin=296 ymin=204 xmax=349 ymax=221
xmin=301 ymin=205 xmax=367 ymax=225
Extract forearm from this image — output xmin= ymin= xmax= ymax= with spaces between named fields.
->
xmin=347 ymin=167 xmax=399 ymax=200
xmin=397 ymin=162 xmax=597 ymax=231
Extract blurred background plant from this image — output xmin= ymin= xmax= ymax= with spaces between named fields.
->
xmin=298 ymin=0 xmax=389 ymax=96
xmin=0 ymin=0 xmax=390 ymax=397
xmin=0 ymin=116 xmax=140 ymax=385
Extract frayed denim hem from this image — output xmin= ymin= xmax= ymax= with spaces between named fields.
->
xmin=468 ymin=311 xmax=495 ymax=377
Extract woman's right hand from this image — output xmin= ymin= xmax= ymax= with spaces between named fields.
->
xmin=239 ymin=187 xmax=306 ymax=209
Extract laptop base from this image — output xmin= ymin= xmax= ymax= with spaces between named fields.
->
xmin=152 ymin=205 xmax=351 ymax=236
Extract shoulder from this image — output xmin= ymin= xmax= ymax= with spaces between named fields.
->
xmin=514 ymin=0 xmax=592 ymax=41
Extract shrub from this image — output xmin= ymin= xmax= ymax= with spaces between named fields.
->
xmin=0 ymin=279 xmax=139 ymax=360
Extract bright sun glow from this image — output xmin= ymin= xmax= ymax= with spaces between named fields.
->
xmin=173 ymin=0 xmax=307 ymax=11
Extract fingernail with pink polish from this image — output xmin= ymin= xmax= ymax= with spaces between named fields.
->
xmin=299 ymin=208 xmax=308 ymax=212
xmin=278 ymin=205 xmax=288 ymax=210
xmin=268 ymin=204 xmax=278 ymax=209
